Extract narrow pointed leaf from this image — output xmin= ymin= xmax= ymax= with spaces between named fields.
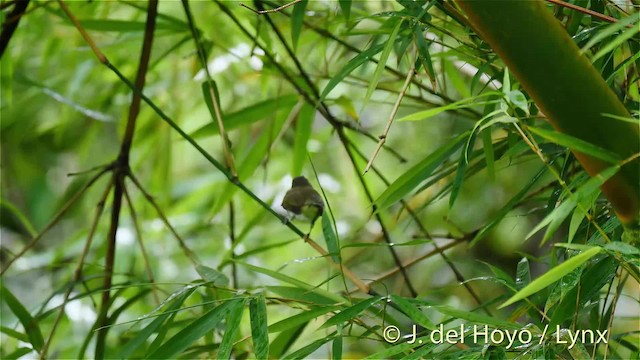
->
xmin=499 ymin=246 xmax=602 ymax=308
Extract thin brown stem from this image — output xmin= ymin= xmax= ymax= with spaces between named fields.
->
xmin=363 ymin=64 xmax=416 ymax=175
xmin=546 ymin=0 xmax=618 ymax=23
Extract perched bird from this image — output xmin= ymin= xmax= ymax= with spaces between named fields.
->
xmin=281 ymin=176 xmax=324 ymax=230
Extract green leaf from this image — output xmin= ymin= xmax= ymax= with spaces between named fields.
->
xmin=0 ymin=199 xmax=37 ymax=237
xmin=118 ymin=286 xmax=197 ymax=358
xmin=211 ymin=105 xmax=290 ymax=214
xmin=266 ymin=286 xmax=339 ymax=305
xmin=292 ymin=103 xmax=314 ymax=176
xmin=321 ymin=212 xmax=340 ymax=263
xmin=332 ymin=324 xmax=343 ymax=360
xmin=527 ymin=165 xmax=620 ymax=243
xmin=320 ymin=43 xmax=385 ymax=101
xmin=528 ymin=126 xmax=622 ymax=164
xmin=0 ymin=326 xmax=28 ymax=342
xmin=218 ymin=298 xmax=246 ymax=359
xmin=146 ymin=298 xmax=243 ymax=359
xmin=580 ymin=15 xmax=639 ymax=54
xmin=390 ymin=295 xmax=436 ymax=330
xmin=515 ymin=258 xmax=531 ymax=290
xmin=427 ymin=304 xmax=518 ymax=329
xmin=291 ymin=0 xmax=308 ymax=51
xmin=283 ymin=333 xmax=337 ymax=360
xmin=499 ymin=246 xmax=602 ymax=308
xmin=443 ymin=58 xmax=471 ymax=98
xmin=363 ymin=19 xmax=403 ymax=107
xmin=250 ymin=294 xmax=269 ymax=359
xmin=195 ymin=264 xmax=229 ymax=287
xmin=0 ymin=283 xmax=44 ymax=352
xmin=482 ymin=130 xmax=495 ymax=181
xmin=375 ymin=132 xmax=468 ymax=210
xmin=339 ymin=0 xmax=351 ymax=21
xmin=414 ymin=26 xmax=435 ymax=86
xmin=398 ymin=92 xmax=500 ymax=121
xmin=320 ymin=296 xmax=382 ymax=329
xmin=191 ymin=95 xmax=299 ymax=139
xmin=332 ymin=95 xmax=359 ymax=120
xmin=507 ymin=90 xmax=529 ymax=114
xmin=269 ymin=323 xmax=307 ymax=358
xmin=269 ymin=305 xmax=341 ymax=333
xmin=237 ymin=262 xmax=345 ymax=303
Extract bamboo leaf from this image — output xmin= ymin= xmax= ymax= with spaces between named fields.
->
xmin=320 ymin=297 xmax=383 ymax=329
xmin=269 ymin=305 xmax=341 ymax=333
xmin=363 ymin=20 xmax=403 ymax=107
xmin=218 ymin=298 xmax=246 ymax=359
xmin=528 ymin=126 xmax=622 ymax=164
xmin=250 ymin=294 xmax=270 ymax=359
xmin=291 ymin=0 xmax=308 ymax=51
xmin=146 ymin=298 xmax=243 ymax=359
xmin=375 ymin=132 xmax=469 ymax=210
xmin=0 ymin=283 xmax=43 ymax=352
xmin=320 ymin=43 xmax=385 ymax=101
xmin=191 ymin=95 xmax=299 ymax=139
xmin=499 ymin=246 xmax=602 ymax=308
xmin=321 ymin=212 xmax=340 ymax=263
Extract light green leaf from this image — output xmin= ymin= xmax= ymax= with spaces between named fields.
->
xmin=528 ymin=126 xmax=622 ymax=164
xmin=238 ymin=262 xmax=345 ymax=303
xmin=363 ymin=20 xmax=403 ymax=108
xmin=320 ymin=296 xmax=383 ymax=329
xmin=146 ymin=298 xmax=243 ymax=359
xmin=320 ymin=43 xmax=385 ymax=101
xmin=118 ymin=286 xmax=196 ymax=358
xmin=191 ymin=95 xmax=299 ymax=139
xmin=195 ymin=264 xmax=229 ymax=287
xmin=398 ymin=92 xmax=500 ymax=122
xmin=499 ymin=246 xmax=602 ymax=308
xmin=269 ymin=305 xmax=341 ymax=333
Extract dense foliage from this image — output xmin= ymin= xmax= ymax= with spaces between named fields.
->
xmin=1 ymin=1 xmax=638 ymax=359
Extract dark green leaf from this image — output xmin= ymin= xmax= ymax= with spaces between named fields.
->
xmin=0 ymin=283 xmax=44 ymax=351
xmin=499 ymin=246 xmax=602 ymax=308
xmin=291 ymin=0 xmax=308 ymax=51
xmin=321 ymin=212 xmax=340 ymax=263
xmin=250 ymin=294 xmax=269 ymax=359
xmin=146 ymin=298 xmax=242 ymax=358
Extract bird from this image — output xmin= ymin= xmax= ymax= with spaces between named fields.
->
xmin=281 ymin=176 xmax=324 ymax=233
